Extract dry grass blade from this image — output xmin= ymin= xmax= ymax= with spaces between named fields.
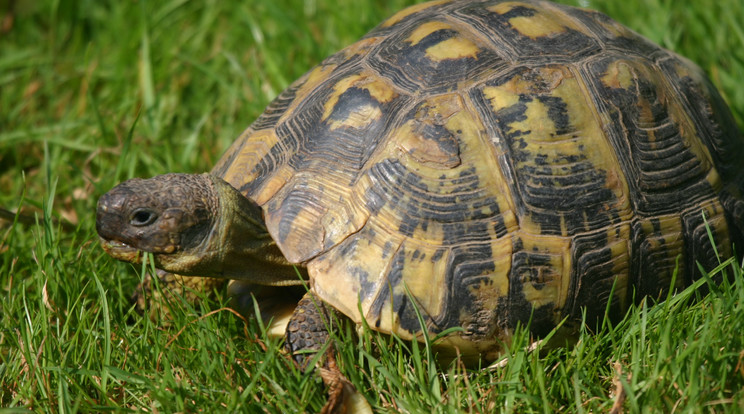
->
xmin=609 ymin=361 xmax=628 ymax=414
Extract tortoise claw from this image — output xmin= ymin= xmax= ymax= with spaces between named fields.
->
xmin=318 ymin=354 xmax=371 ymax=414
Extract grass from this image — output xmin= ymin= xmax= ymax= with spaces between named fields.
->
xmin=1 ymin=0 xmax=744 ymax=412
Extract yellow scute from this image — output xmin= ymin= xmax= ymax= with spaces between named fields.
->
xmin=508 ymin=14 xmax=568 ymax=39
xmin=382 ymin=0 xmax=452 ymax=27
xmin=488 ymin=2 xmax=585 ymax=39
xmin=466 ymin=237 xmax=513 ymax=312
xmin=600 ymin=60 xmax=635 ymax=90
xmin=407 ymin=21 xmax=452 ymax=45
xmin=321 ymin=74 xmax=397 ymax=129
xmin=482 ymin=85 xmax=520 ymax=112
xmin=328 ymin=105 xmax=382 ymax=131
xmin=252 ymin=166 xmax=294 ymax=206
xmin=514 ymin=232 xmax=571 ymax=311
xmin=219 ymin=129 xmax=279 ymax=192
xmin=426 ymin=36 xmax=480 ymax=61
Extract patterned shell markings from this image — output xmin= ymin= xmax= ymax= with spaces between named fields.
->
xmin=212 ymin=0 xmax=744 ymax=356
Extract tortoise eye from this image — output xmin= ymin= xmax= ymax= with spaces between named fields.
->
xmin=130 ymin=208 xmax=158 ymax=226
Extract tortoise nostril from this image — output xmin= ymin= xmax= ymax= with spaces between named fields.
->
xmin=130 ymin=208 xmax=157 ymax=226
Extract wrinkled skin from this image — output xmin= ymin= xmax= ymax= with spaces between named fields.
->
xmin=97 ymin=173 xmax=217 ymax=261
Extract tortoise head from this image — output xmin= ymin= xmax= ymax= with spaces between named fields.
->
xmin=96 ymin=173 xmax=300 ymax=284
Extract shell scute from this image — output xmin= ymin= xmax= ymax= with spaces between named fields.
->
xmin=368 ymin=14 xmax=508 ymax=93
xmin=451 ymin=1 xmax=601 ymax=62
xmin=582 ymin=54 xmax=721 ymax=215
xmin=472 ymin=64 xmax=632 ymax=236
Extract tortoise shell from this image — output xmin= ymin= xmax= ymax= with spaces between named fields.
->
xmin=213 ymin=0 xmax=744 ymax=356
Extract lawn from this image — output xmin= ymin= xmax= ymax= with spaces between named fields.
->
xmin=2 ymin=0 xmax=744 ymax=412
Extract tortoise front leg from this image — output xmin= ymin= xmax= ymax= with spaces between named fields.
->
xmin=132 ymin=269 xmax=226 ymax=321
xmin=285 ymin=292 xmax=370 ymax=414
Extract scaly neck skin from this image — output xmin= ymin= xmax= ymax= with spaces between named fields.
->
xmin=157 ymin=174 xmax=306 ymax=285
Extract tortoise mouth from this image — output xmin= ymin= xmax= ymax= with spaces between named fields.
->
xmin=99 ymin=237 xmax=145 ymax=263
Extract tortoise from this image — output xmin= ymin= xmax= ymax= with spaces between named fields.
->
xmin=96 ymin=0 xmax=744 ymax=410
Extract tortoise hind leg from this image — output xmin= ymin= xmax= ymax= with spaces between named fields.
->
xmin=721 ymin=181 xmax=744 ymax=250
xmin=285 ymin=292 xmax=371 ymax=414
xmin=132 ymin=269 xmax=227 ymax=321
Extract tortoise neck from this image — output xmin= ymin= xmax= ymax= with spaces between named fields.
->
xmin=209 ymin=175 xmax=306 ymax=285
